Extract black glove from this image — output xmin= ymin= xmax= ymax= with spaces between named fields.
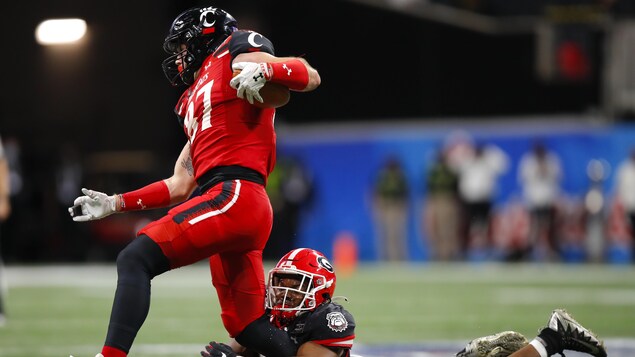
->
xmin=201 ymin=341 xmax=238 ymax=357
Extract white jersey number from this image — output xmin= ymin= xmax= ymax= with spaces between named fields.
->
xmin=183 ymin=80 xmax=214 ymax=143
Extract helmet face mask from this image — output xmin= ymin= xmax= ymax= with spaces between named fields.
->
xmin=267 ymin=270 xmax=324 ymax=311
xmin=266 ymin=248 xmax=336 ymax=326
xmin=162 ymin=6 xmax=237 ymax=86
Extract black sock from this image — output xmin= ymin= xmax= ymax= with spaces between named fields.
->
xmin=104 ymin=235 xmax=170 ymax=352
xmin=537 ymin=327 xmax=563 ymax=356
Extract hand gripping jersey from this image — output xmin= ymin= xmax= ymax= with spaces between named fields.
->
xmin=174 ymin=30 xmax=277 ymax=184
xmin=282 ymin=303 xmax=356 ymax=357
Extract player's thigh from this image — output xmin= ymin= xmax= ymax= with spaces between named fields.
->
xmin=140 ymin=180 xmax=272 ymax=268
xmin=210 ymin=250 xmax=266 ymax=291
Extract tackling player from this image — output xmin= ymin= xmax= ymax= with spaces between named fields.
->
xmin=201 ymin=248 xmax=356 ymax=357
xmin=69 ymin=5 xmax=320 ymax=357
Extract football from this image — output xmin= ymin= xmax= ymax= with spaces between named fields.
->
xmin=233 ymin=70 xmax=290 ymax=109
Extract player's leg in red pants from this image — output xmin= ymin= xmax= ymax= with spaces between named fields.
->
xmin=101 ymin=180 xmax=271 ymax=356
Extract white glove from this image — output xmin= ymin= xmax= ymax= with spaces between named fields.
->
xmin=69 ymin=188 xmax=117 ymax=222
xmin=230 ymin=62 xmax=271 ymax=104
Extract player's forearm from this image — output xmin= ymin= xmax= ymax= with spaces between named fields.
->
xmin=233 ymin=52 xmax=321 ymax=92
xmin=115 ymin=174 xmax=196 ymax=212
xmin=289 ymin=57 xmax=320 ymax=92
xmin=115 ymin=180 xmax=171 ymax=212
xmin=266 ymin=57 xmax=320 ymax=92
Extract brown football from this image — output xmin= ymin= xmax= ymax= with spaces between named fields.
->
xmin=233 ymin=70 xmax=290 ymax=109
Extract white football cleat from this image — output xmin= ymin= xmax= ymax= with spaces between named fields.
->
xmin=541 ymin=309 xmax=607 ymax=357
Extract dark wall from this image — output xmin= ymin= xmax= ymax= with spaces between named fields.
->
xmin=2 ymin=1 xmax=603 ymax=147
xmin=265 ymin=0 xmax=601 ymax=122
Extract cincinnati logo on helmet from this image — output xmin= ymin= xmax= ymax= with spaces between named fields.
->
xmin=200 ymin=9 xmax=217 ymax=28
xmin=326 ymin=312 xmax=348 ymax=332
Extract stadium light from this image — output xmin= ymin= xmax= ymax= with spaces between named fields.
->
xmin=35 ymin=18 xmax=87 ymax=45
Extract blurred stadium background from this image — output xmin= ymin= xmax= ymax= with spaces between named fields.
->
xmin=1 ymin=0 xmax=635 ymax=356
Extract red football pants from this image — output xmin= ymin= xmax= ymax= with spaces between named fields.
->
xmin=139 ymin=179 xmax=273 ymax=336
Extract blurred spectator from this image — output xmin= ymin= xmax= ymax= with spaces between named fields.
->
xmin=0 ymin=137 xmax=10 ymax=230
xmin=423 ymin=149 xmax=460 ymax=261
xmin=518 ymin=141 xmax=563 ymax=261
xmin=456 ymin=142 xmax=509 ymax=259
xmin=443 ymin=130 xmax=476 ymax=171
xmin=373 ymin=156 xmax=409 ymax=261
xmin=615 ymin=148 xmax=635 ymax=262
xmin=583 ymin=159 xmax=610 ymax=262
xmin=0 ymin=137 xmax=32 ymax=262
xmin=264 ymin=156 xmax=314 ymax=260
xmin=0 ymin=135 xmax=10 ymax=325
xmin=605 ymin=195 xmax=632 ymax=264
xmin=557 ymin=195 xmax=588 ymax=263
xmin=490 ymin=195 xmax=530 ymax=261
xmin=54 ymin=143 xmax=86 ymax=261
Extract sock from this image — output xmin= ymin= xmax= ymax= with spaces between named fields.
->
xmin=530 ymin=339 xmax=549 ymax=357
xmin=536 ymin=327 xmax=563 ymax=356
xmin=101 ymin=345 xmax=127 ymax=357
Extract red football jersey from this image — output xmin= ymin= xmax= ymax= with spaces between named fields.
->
xmin=175 ymin=30 xmax=277 ymax=183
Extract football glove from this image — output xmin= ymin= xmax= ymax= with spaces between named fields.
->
xmin=201 ymin=341 xmax=237 ymax=357
xmin=69 ymin=188 xmax=117 ymax=222
xmin=230 ymin=62 xmax=271 ymax=105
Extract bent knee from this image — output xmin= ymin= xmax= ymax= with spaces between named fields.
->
xmin=116 ymin=235 xmax=170 ymax=278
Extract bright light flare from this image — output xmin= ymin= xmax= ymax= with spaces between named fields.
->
xmin=35 ymin=18 xmax=87 ymax=45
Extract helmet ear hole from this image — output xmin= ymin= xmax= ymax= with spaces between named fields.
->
xmin=322 ymin=292 xmax=331 ymax=302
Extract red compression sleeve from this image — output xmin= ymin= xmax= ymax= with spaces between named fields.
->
xmin=266 ymin=59 xmax=310 ymax=90
xmin=119 ymin=180 xmax=171 ymax=211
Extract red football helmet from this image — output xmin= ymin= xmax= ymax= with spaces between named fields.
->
xmin=266 ymin=248 xmax=336 ymax=326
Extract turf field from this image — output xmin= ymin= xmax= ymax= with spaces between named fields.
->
xmin=1 ymin=262 xmax=633 ymax=357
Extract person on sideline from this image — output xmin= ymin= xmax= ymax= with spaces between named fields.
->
xmin=518 ymin=141 xmax=563 ymax=261
xmin=0 ymin=135 xmax=11 ymax=326
xmin=372 ymin=156 xmax=409 ymax=261
xmin=615 ymin=147 xmax=635 ymax=262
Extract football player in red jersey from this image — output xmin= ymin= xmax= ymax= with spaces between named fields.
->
xmin=69 ymin=6 xmax=320 ymax=357
xmin=201 ymin=248 xmax=356 ymax=357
